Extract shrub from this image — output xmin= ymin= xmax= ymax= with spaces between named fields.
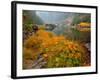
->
xmin=23 ymin=29 xmax=90 ymax=68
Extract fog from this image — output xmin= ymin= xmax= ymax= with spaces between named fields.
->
xmin=23 ymin=10 xmax=91 ymax=35
xmin=35 ymin=11 xmax=74 ymax=24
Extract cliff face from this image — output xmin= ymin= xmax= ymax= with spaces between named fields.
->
xmin=23 ymin=10 xmax=44 ymax=25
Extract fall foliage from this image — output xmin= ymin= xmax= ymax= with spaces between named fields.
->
xmin=23 ymin=29 xmax=90 ymax=69
xmin=22 ymin=11 xmax=91 ymax=69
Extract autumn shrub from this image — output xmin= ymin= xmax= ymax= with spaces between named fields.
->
xmin=23 ymin=29 xmax=90 ymax=68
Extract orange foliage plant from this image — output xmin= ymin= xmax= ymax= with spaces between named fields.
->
xmin=23 ymin=29 xmax=90 ymax=68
